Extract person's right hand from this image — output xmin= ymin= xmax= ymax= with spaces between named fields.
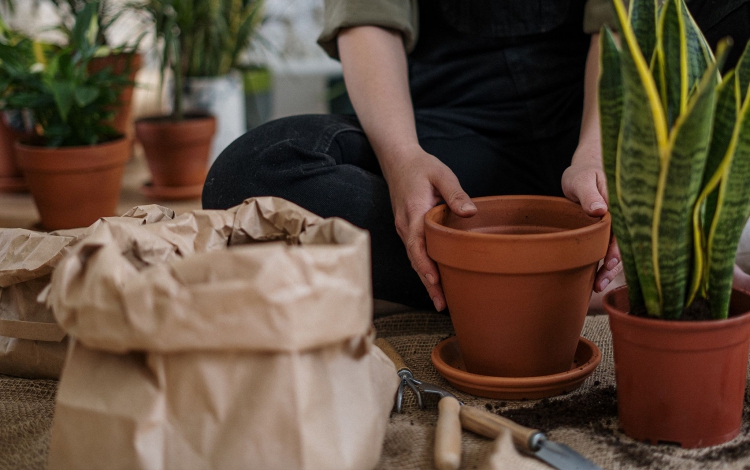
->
xmin=383 ymin=145 xmax=477 ymax=311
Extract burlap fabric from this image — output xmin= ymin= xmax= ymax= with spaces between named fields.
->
xmin=2 ymin=312 xmax=750 ymax=469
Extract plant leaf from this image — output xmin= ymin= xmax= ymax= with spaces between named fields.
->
xmin=73 ymin=86 xmax=99 ymax=107
xmin=629 ymin=0 xmax=657 ymax=65
xmin=737 ymin=41 xmax=750 ymax=104
xmin=657 ymin=0 xmax=687 ymax=128
xmin=600 ymin=27 xmax=644 ymax=311
xmin=613 ymin=0 xmax=669 ymax=316
xmin=657 ymin=55 xmax=719 ymax=317
xmin=707 ymin=91 xmax=750 ymax=318
xmin=50 ymin=80 xmax=75 ymax=122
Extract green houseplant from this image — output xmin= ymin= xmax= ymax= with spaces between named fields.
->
xmin=0 ymin=2 xmax=132 ymax=229
xmin=133 ymin=0 xmax=262 ymax=200
xmin=599 ymin=0 xmax=750 ymax=447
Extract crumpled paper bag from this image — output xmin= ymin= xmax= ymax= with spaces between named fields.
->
xmin=0 ymin=205 xmax=175 ymax=378
xmin=480 ymin=430 xmax=551 ymax=470
xmin=47 ymin=197 xmax=399 ymax=470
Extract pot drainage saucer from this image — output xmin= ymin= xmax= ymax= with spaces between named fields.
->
xmin=431 ymin=336 xmax=601 ymax=400
xmin=141 ymin=182 xmax=203 ymax=201
xmin=0 ymin=176 xmax=28 ymax=193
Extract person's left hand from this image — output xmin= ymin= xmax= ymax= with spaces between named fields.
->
xmin=561 ymin=159 xmax=622 ymax=293
xmin=733 ymin=264 xmax=750 ymax=292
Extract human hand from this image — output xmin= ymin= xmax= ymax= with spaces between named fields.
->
xmin=383 ymin=146 xmax=477 ymax=311
xmin=733 ymin=264 xmax=750 ymax=293
xmin=561 ymin=159 xmax=622 ymax=292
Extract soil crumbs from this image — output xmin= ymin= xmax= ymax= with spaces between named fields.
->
xmin=487 ymin=385 xmax=750 ymax=468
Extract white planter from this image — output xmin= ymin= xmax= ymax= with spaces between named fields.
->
xmin=183 ymin=71 xmax=247 ymax=166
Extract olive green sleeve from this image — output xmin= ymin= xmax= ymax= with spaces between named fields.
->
xmin=584 ymin=0 xmax=629 ymax=34
xmin=317 ymin=0 xmax=419 ymax=60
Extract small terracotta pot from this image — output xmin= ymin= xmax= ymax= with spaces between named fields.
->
xmin=0 ymin=115 xmax=29 ymax=192
xmin=15 ymin=138 xmax=130 ymax=230
xmin=135 ymin=114 xmax=216 ymax=196
xmin=89 ymin=53 xmax=143 ymax=137
xmin=604 ymin=286 xmax=750 ymax=448
xmin=425 ymin=195 xmax=610 ymax=378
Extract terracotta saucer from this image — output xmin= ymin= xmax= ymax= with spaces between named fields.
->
xmin=431 ymin=336 xmax=601 ymax=400
xmin=141 ymin=182 xmax=203 ymax=201
xmin=0 ymin=176 xmax=28 ymax=193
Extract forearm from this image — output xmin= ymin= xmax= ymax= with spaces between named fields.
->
xmin=337 ymin=26 xmax=419 ymax=180
xmin=572 ymin=33 xmax=602 ymax=166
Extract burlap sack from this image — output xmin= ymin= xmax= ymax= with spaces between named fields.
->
xmin=0 ymin=206 xmax=176 ymax=379
xmin=45 ymin=197 xmax=399 ymax=470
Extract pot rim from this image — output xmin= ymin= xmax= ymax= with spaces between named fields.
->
xmin=604 ymin=285 xmax=750 ymax=330
xmin=424 ymin=195 xmax=611 ymax=242
xmin=15 ymin=136 xmax=128 ymax=152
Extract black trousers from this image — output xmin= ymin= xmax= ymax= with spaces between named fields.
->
xmin=202 ymin=111 xmax=580 ymax=309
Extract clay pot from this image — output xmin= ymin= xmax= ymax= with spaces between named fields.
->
xmin=15 ymin=138 xmax=130 ymax=230
xmin=604 ymin=286 xmax=750 ymax=448
xmin=424 ymin=195 xmax=610 ymax=377
xmin=0 ymin=115 xmax=29 ymax=192
xmin=135 ymin=114 xmax=216 ymax=200
xmin=89 ymin=53 xmax=143 ymax=137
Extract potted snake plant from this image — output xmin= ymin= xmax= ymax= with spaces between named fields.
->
xmin=133 ymin=0 xmax=262 ymax=200
xmin=600 ymin=0 xmax=750 ymax=448
xmin=0 ymin=2 xmax=131 ymax=230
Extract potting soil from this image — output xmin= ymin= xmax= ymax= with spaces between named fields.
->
xmin=1 ymin=312 xmax=750 ymax=469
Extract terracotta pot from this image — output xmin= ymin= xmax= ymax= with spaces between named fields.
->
xmin=604 ymin=286 xmax=750 ymax=448
xmin=0 ymin=115 xmax=29 ymax=192
xmin=15 ymin=138 xmax=130 ymax=230
xmin=135 ymin=114 xmax=216 ymax=197
xmin=424 ymin=195 xmax=610 ymax=378
xmin=89 ymin=53 xmax=142 ymax=137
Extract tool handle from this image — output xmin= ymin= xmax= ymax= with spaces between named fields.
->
xmin=374 ymin=338 xmax=410 ymax=374
xmin=459 ymin=405 xmax=542 ymax=452
xmin=434 ymin=397 xmax=462 ymax=470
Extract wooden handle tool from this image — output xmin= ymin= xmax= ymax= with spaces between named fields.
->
xmin=459 ymin=405 xmax=543 ymax=452
xmin=434 ymin=396 xmax=462 ymax=470
xmin=374 ymin=337 xmax=410 ymax=374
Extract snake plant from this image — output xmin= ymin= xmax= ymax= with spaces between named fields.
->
xmin=600 ymin=0 xmax=750 ymax=319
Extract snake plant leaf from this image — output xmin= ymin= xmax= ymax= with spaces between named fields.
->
xmin=707 ymin=93 xmax=750 ymax=318
xmin=629 ymin=0 xmax=657 ymax=65
xmin=600 ymin=27 xmax=644 ymax=311
xmin=613 ymin=0 xmax=669 ymax=316
xmin=737 ymin=41 xmax=750 ymax=104
xmin=657 ymin=58 xmax=719 ymax=317
xmin=657 ymin=0 xmax=688 ymax=128
xmin=689 ymin=71 xmax=737 ymax=302
xmin=681 ymin=5 xmax=713 ymax=99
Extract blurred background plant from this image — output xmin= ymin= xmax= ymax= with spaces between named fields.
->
xmin=0 ymin=2 xmax=129 ymax=146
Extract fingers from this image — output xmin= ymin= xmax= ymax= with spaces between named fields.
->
xmin=404 ymin=217 xmax=446 ymax=311
xmin=431 ymin=169 xmax=476 ymax=218
xmin=562 ymin=165 xmax=608 ymax=216
xmin=594 ymin=234 xmax=622 ymax=292
xmin=733 ymin=264 xmax=750 ymax=293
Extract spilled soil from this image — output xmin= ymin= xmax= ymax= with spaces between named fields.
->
xmin=485 ymin=384 xmax=750 ymax=468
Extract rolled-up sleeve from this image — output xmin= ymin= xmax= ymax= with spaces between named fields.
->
xmin=317 ymin=0 xmax=419 ymax=60
xmin=584 ymin=0 xmax=627 ymax=34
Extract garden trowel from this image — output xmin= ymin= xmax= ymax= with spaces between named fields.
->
xmin=374 ymin=338 xmax=602 ymax=470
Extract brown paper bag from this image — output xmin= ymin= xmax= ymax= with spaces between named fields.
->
xmin=47 ymin=197 xmax=399 ymax=470
xmin=0 ymin=205 xmax=176 ymax=378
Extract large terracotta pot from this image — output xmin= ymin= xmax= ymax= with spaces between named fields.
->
xmin=0 ymin=114 xmax=29 ymax=192
xmin=15 ymin=138 xmax=130 ymax=230
xmin=604 ymin=286 xmax=750 ymax=448
xmin=135 ymin=114 xmax=216 ymax=200
xmin=89 ymin=53 xmax=143 ymax=137
xmin=425 ymin=195 xmax=610 ymax=378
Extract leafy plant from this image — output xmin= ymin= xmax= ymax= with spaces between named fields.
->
xmin=134 ymin=0 xmax=263 ymax=121
xmin=0 ymin=1 xmax=129 ymax=146
xmin=600 ymin=0 xmax=750 ymax=319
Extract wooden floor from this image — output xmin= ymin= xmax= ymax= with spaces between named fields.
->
xmin=0 ymin=146 xmax=203 ymax=230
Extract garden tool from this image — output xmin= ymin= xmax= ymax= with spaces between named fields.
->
xmin=374 ymin=338 xmax=603 ymax=470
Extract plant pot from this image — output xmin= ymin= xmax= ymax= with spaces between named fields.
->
xmin=89 ymin=53 xmax=143 ymax=137
xmin=135 ymin=114 xmax=216 ymax=199
xmin=424 ymin=195 xmax=610 ymax=378
xmin=182 ymin=72 xmax=246 ymax=165
xmin=604 ymin=286 xmax=750 ymax=448
xmin=14 ymin=138 xmax=130 ymax=230
xmin=0 ymin=113 xmax=29 ymax=192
